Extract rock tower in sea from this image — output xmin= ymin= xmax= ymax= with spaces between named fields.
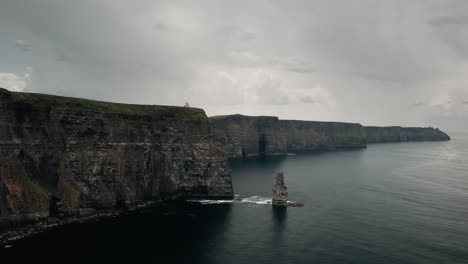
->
xmin=272 ymin=172 xmax=288 ymax=206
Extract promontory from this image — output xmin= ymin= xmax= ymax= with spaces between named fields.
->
xmin=0 ymin=88 xmax=233 ymax=225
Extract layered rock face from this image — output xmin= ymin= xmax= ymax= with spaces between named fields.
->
xmin=365 ymin=126 xmax=450 ymax=143
xmin=210 ymin=114 xmax=367 ymax=158
xmin=0 ymin=88 xmax=233 ymax=217
xmin=272 ymin=172 xmax=288 ymax=206
xmin=210 ymin=115 xmax=285 ymax=158
xmin=210 ymin=114 xmax=450 ymax=158
xmin=281 ymin=120 xmax=368 ymax=153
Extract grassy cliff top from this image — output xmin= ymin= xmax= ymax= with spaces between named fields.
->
xmin=6 ymin=90 xmax=207 ymax=121
xmin=209 ymin=114 xmax=278 ymax=120
xmin=365 ymin=126 xmax=436 ymax=129
xmin=209 ymin=114 xmax=361 ymax=125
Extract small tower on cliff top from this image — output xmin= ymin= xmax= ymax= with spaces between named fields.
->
xmin=272 ymin=172 xmax=288 ymax=206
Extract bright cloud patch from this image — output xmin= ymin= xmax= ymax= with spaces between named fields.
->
xmin=187 ymin=67 xmax=335 ymax=107
xmin=0 ymin=72 xmax=31 ymax=92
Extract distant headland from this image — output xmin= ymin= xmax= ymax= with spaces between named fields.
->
xmin=209 ymin=114 xmax=449 ymax=158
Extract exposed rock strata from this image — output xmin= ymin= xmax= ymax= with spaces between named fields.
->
xmin=0 ymin=88 xmax=233 ymax=220
xmin=365 ymin=126 xmax=450 ymax=143
xmin=210 ymin=114 xmax=450 ymax=158
xmin=272 ymin=172 xmax=288 ymax=206
xmin=210 ymin=114 xmax=367 ymax=158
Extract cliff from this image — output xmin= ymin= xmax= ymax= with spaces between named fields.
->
xmin=280 ymin=120 xmax=368 ymax=152
xmin=210 ymin=115 xmax=284 ymax=158
xmin=210 ymin=114 xmax=450 ymax=158
xmin=0 ymin=88 xmax=233 ymax=218
xmin=365 ymin=126 xmax=450 ymax=143
xmin=210 ymin=114 xmax=367 ymax=158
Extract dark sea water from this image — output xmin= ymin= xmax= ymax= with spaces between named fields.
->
xmin=2 ymin=132 xmax=468 ymax=264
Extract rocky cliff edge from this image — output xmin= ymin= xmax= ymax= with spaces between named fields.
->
xmin=0 ymin=88 xmax=233 ymax=220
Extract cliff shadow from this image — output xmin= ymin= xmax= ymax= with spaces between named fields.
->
xmin=258 ymin=133 xmax=267 ymax=156
xmin=1 ymin=203 xmax=234 ymax=264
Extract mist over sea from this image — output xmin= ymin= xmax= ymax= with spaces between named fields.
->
xmin=3 ymin=132 xmax=468 ymax=264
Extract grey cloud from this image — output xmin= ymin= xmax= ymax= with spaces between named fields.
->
xmin=154 ymin=23 xmax=170 ymax=31
xmin=238 ymin=32 xmax=256 ymax=41
xmin=279 ymin=59 xmax=315 ymax=74
xmin=0 ymin=0 xmax=467 ymax=130
xmin=428 ymin=16 xmax=468 ymax=27
xmin=300 ymin=96 xmax=316 ymax=104
xmin=153 ymin=21 xmax=178 ymax=31
xmin=15 ymin=40 xmax=32 ymax=52
xmin=228 ymin=52 xmax=315 ymax=74
xmin=283 ymin=66 xmax=314 ymax=74
xmin=411 ymin=101 xmax=426 ymax=107
xmin=56 ymin=49 xmax=75 ymax=63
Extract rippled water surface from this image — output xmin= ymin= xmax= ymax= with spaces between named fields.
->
xmin=2 ymin=132 xmax=468 ymax=264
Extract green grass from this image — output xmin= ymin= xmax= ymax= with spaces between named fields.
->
xmin=209 ymin=114 xmax=277 ymax=120
xmin=11 ymin=91 xmax=207 ymax=121
xmin=209 ymin=115 xmax=232 ymax=120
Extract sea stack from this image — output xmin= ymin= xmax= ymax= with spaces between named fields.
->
xmin=272 ymin=172 xmax=288 ymax=206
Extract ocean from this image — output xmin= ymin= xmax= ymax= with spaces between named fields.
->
xmin=2 ymin=132 xmax=468 ymax=264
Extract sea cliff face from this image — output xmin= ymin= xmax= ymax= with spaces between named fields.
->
xmin=210 ymin=115 xmax=285 ymax=158
xmin=0 ymin=88 xmax=451 ymax=229
xmin=365 ymin=126 xmax=450 ymax=143
xmin=210 ymin=114 xmax=367 ymax=158
xmin=0 ymin=88 xmax=233 ymax=219
xmin=210 ymin=114 xmax=450 ymax=158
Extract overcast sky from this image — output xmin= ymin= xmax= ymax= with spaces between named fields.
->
xmin=1 ymin=0 xmax=467 ymax=131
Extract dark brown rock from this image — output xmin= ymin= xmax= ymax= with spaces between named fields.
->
xmin=210 ymin=114 xmax=367 ymax=158
xmin=209 ymin=114 xmax=450 ymax=158
xmin=272 ymin=172 xmax=288 ymax=206
xmin=78 ymin=208 xmax=97 ymax=218
xmin=0 ymin=90 xmax=234 ymax=219
xmin=287 ymin=202 xmax=304 ymax=207
xmin=365 ymin=126 xmax=450 ymax=143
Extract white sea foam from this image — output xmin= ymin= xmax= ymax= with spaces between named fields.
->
xmin=240 ymin=196 xmax=272 ymax=204
xmin=187 ymin=199 xmax=237 ymax=205
xmin=187 ymin=195 xmax=274 ymax=205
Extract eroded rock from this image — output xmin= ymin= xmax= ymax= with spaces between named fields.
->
xmin=272 ymin=172 xmax=288 ymax=206
xmin=209 ymin=114 xmax=450 ymax=158
xmin=0 ymin=90 xmax=234 ymax=222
